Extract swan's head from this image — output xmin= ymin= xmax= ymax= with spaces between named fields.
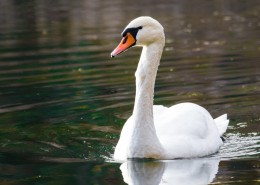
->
xmin=111 ymin=16 xmax=165 ymax=57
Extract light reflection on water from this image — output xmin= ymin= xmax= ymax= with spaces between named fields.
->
xmin=0 ymin=0 xmax=259 ymax=184
xmin=120 ymin=159 xmax=220 ymax=185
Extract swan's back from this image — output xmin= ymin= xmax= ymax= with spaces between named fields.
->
xmin=154 ymin=103 xmax=228 ymax=158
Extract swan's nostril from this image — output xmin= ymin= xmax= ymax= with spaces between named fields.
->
xmin=122 ymin=36 xmax=128 ymax=44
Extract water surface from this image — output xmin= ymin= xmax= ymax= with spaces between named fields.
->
xmin=0 ymin=0 xmax=259 ymax=184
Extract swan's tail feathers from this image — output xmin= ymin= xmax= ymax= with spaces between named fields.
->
xmin=214 ymin=114 xmax=229 ymax=136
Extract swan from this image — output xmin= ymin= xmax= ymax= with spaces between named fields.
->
xmin=111 ymin=16 xmax=229 ymax=160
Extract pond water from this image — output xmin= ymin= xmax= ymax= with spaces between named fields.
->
xmin=0 ymin=0 xmax=259 ymax=184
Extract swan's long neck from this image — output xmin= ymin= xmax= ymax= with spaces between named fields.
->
xmin=128 ymin=42 xmax=165 ymax=158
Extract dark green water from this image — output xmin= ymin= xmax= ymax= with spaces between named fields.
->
xmin=0 ymin=0 xmax=259 ymax=184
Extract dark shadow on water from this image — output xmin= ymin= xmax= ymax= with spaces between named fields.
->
xmin=0 ymin=153 xmax=259 ymax=185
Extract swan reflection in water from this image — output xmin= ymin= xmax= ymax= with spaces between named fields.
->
xmin=120 ymin=158 xmax=220 ymax=185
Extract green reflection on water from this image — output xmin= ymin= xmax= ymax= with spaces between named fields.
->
xmin=0 ymin=0 xmax=260 ymax=184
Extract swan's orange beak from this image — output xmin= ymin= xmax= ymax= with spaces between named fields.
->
xmin=111 ymin=32 xmax=136 ymax=57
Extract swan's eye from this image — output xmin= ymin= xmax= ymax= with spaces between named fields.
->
xmin=122 ymin=26 xmax=143 ymax=38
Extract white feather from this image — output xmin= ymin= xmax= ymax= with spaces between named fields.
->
xmin=214 ymin=114 xmax=229 ymax=136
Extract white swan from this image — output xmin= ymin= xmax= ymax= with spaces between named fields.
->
xmin=111 ymin=16 xmax=229 ymax=160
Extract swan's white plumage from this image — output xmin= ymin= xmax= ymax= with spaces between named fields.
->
xmin=112 ymin=16 xmax=229 ymax=161
xmin=214 ymin=114 xmax=229 ymax=136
